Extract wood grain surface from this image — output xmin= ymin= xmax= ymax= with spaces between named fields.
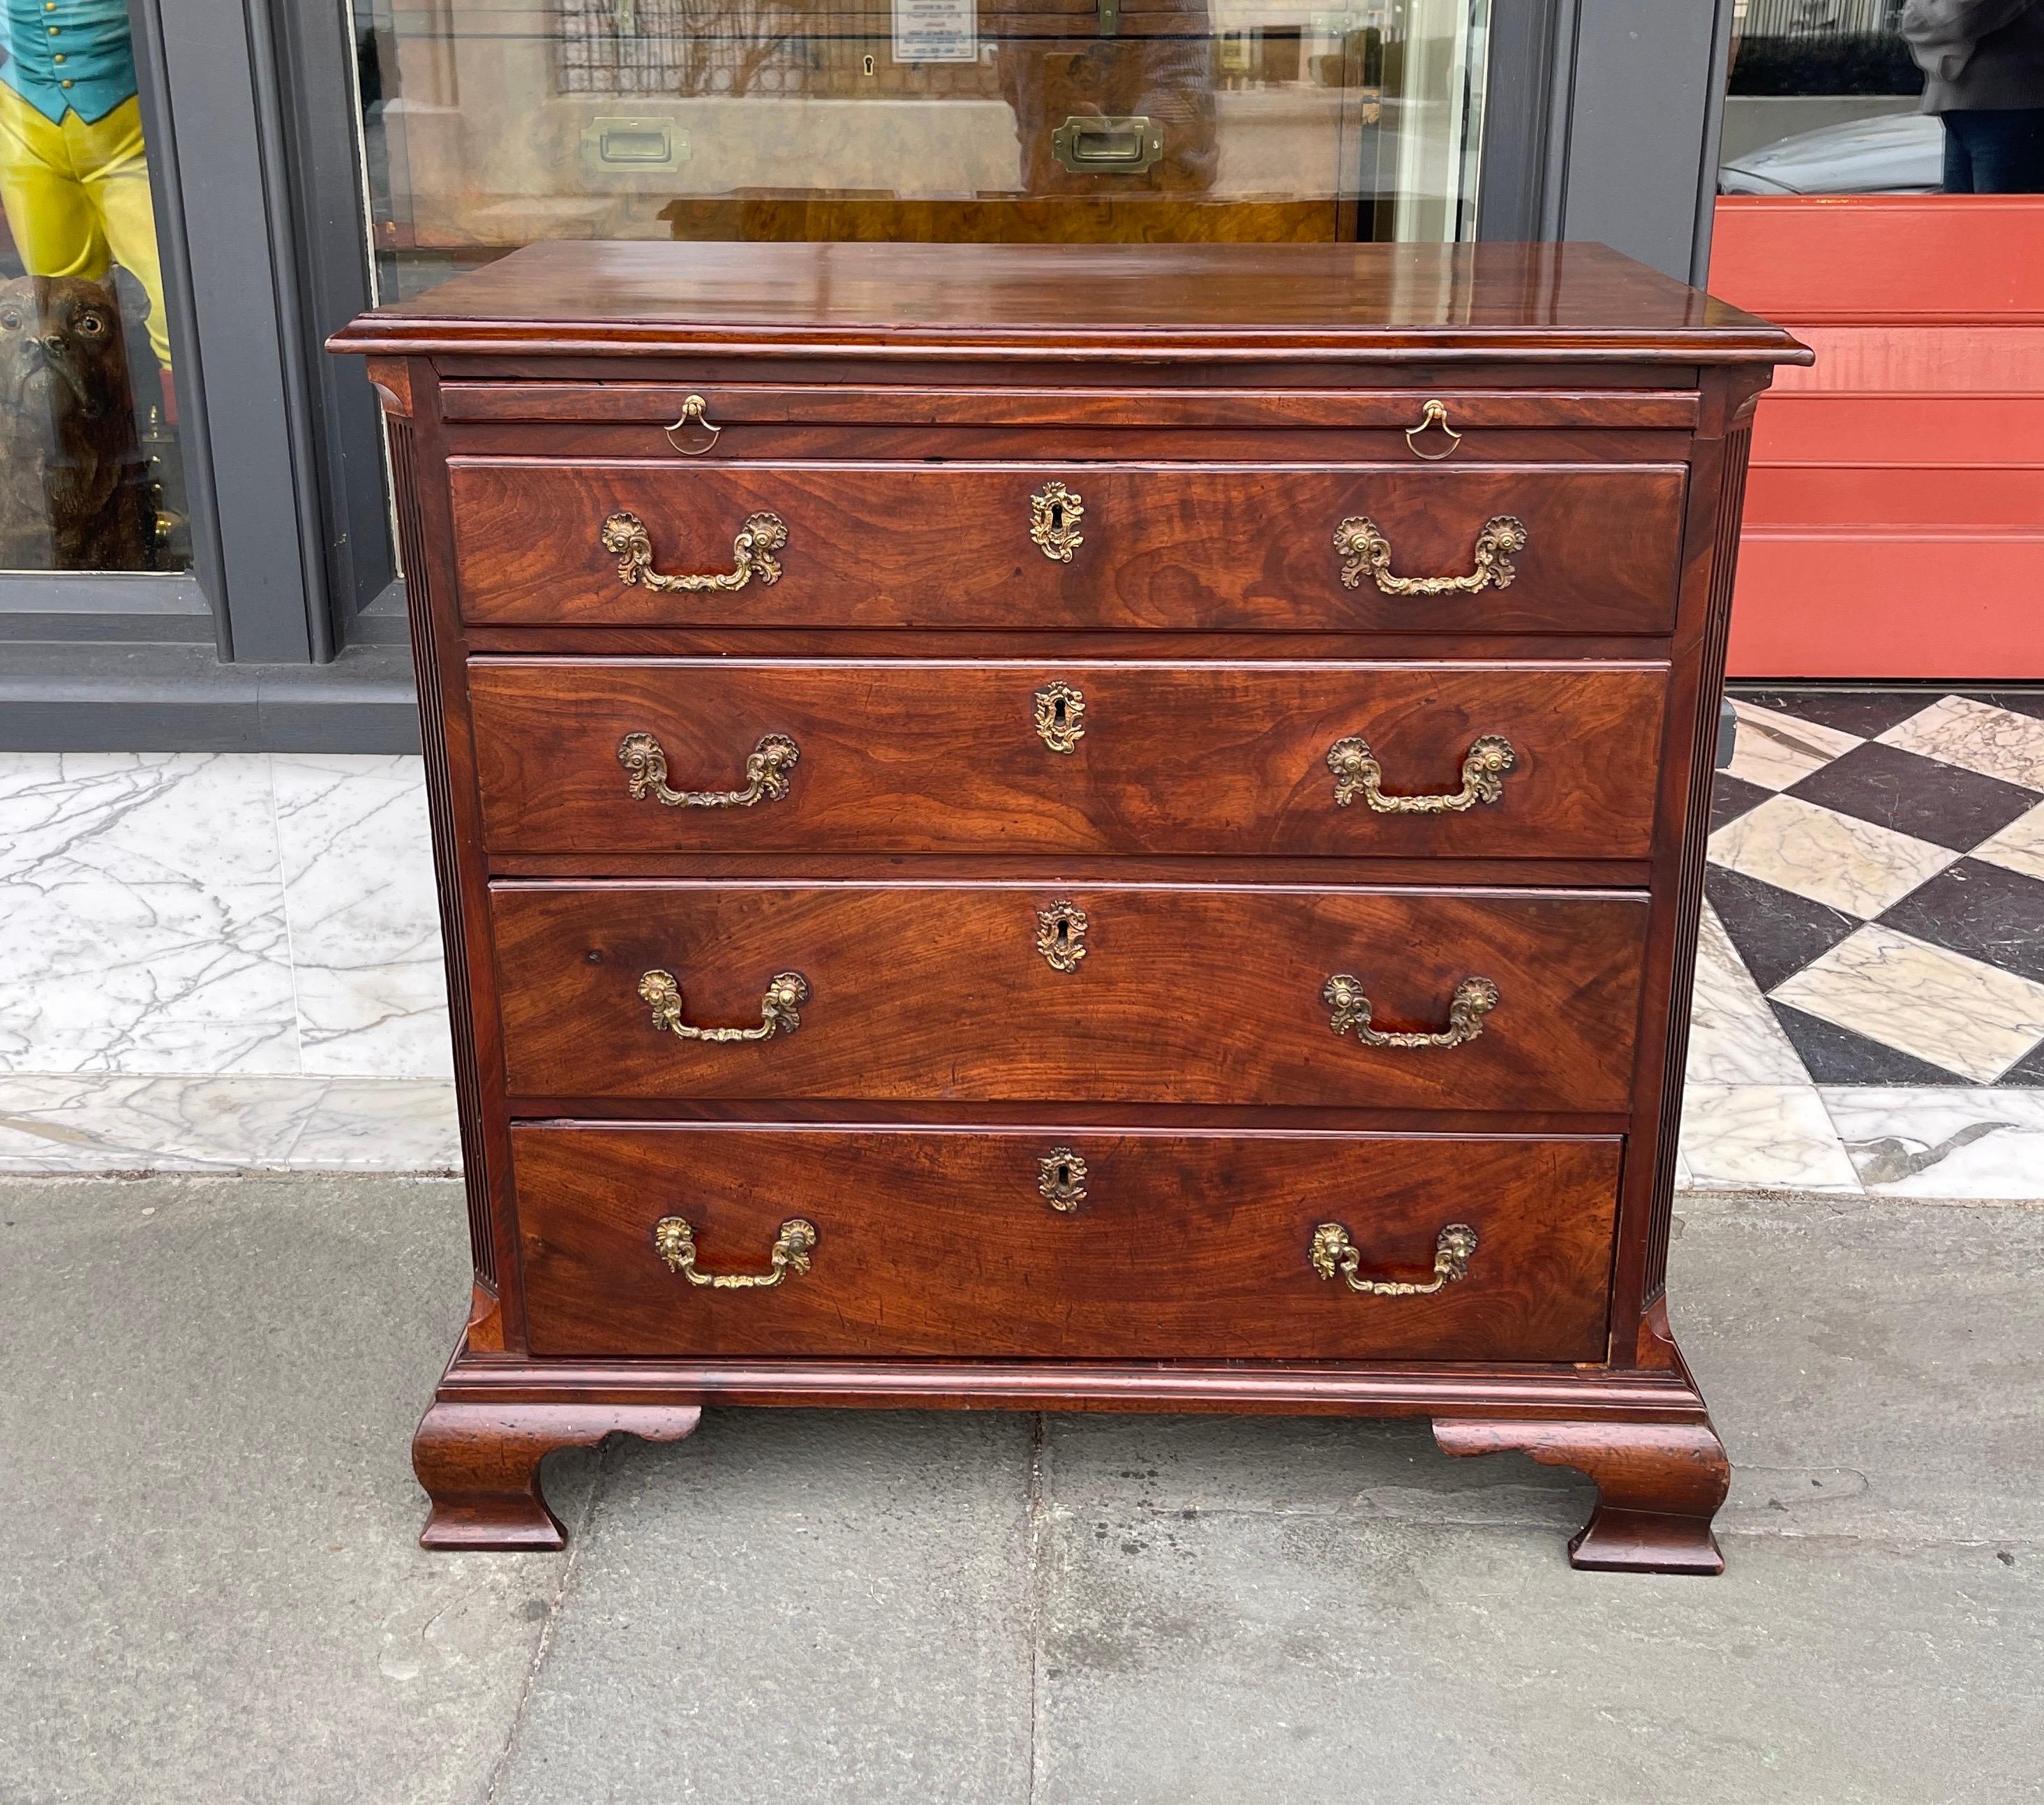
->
xmin=490 ymin=882 xmax=1648 ymax=1109
xmin=448 ymin=459 xmax=1685 ymax=633
xmin=511 ymin=1124 xmax=1621 ymax=1361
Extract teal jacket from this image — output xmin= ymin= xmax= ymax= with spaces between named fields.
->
xmin=0 ymin=0 xmax=138 ymax=126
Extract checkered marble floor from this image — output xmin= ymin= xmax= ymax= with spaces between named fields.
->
xmin=1710 ymin=689 xmax=2044 ymax=1087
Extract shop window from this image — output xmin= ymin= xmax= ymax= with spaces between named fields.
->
xmin=0 ymin=0 xmax=188 ymax=573
xmin=348 ymin=0 xmax=1492 ymax=304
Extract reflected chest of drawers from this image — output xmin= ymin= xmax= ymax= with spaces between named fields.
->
xmin=332 ymin=241 xmax=1806 ymax=1573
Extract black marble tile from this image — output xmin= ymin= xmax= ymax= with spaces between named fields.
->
xmin=1877 ymin=858 xmax=2044 ymax=986
xmin=1784 ymin=741 xmax=2041 ymax=853
xmin=1709 ymin=771 xmax=1772 ymax=832
xmin=1704 ymin=863 xmax=1863 ymax=995
xmin=1730 ymin=686 xmax=1943 ymax=740
xmin=1996 ymin=1037 xmax=2044 ymax=1087
xmin=1978 ymin=689 xmax=2044 ymax=725
xmin=1768 ymin=1002 xmax=1974 ymax=1087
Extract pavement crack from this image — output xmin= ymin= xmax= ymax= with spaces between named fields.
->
xmin=482 ymin=1446 xmax=607 ymax=1805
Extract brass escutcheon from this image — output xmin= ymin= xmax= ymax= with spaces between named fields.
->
xmin=1029 ymin=481 xmax=1085 ymax=563
xmin=638 ymin=968 xmax=808 ymax=1042
xmin=1034 ymin=679 xmax=1086 ymax=753
xmin=1326 ymin=734 xmax=1516 ymax=814
xmin=652 ymin=1215 xmax=817 ymax=1288
xmin=1037 ymin=1147 xmax=1089 ymax=1212
xmin=1323 ymin=974 xmax=1499 ymax=1049
xmin=618 ymin=730 xmax=799 ymax=809
xmin=1036 ymin=900 xmax=1089 ymax=972
xmin=1310 ymin=1221 xmax=1477 ymax=1296
xmin=1333 ymin=514 xmax=1527 ymax=597
xmin=602 ymin=508 xmax=786 ymax=593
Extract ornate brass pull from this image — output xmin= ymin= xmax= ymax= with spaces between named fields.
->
xmin=1326 ymin=734 xmax=1516 ymax=814
xmin=653 ymin=1215 xmax=817 ymax=1288
xmin=638 ymin=968 xmax=808 ymax=1042
xmin=601 ymin=508 xmax=787 ymax=593
xmin=618 ymin=731 xmax=799 ymax=809
xmin=1029 ymin=481 xmax=1085 ymax=563
xmin=1034 ymin=680 xmax=1086 ymax=752
xmin=1310 ymin=1221 xmax=1477 ymax=1296
xmin=1038 ymin=1147 xmax=1089 ymax=1212
xmin=1036 ymin=900 xmax=1089 ymax=972
xmin=663 ymin=392 xmax=722 ymax=456
xmin=1404 ymin=398 xmax=1461 ymax=461
xmin=1324 ymin=974 xmax=1499 ymax=1049
xmin=1333 ymin=515 xmax=1528 ymax=596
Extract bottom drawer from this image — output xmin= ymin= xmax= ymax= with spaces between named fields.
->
xmin=514 ymin=1125 xmax=1620 ymax=1362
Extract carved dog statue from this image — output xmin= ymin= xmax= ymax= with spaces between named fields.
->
xmin=0 ymin=274 xmax=157 ymax=571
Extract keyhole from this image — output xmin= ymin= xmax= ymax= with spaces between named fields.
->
xmin=1052 ymin=1161 xmax=1072 ymax=1190
xmin=862 ymin=53 xmax=874 ymax=74
xmin=1054 ymin=918 xmax=1071 ymax=951
xmin=1052 ymin=694 xmax=1068 ymax=729
xmin=1049 ymin=501 xmax=1064 ymax=533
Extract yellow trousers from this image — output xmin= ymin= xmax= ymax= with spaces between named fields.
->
xmin=0 ymin=87 xmax=171 ymax=371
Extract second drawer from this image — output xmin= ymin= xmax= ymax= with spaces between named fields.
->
xmin=491 ymin=882 xmax=1648 ymax=1110
xmin=470 ymin=660 xmax=1668 ymax=860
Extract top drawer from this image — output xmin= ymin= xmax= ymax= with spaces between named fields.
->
xmin=447 ymin=460 xmax=1686 ymax=635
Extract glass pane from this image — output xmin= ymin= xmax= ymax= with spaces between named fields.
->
xmin=1722 ymin=0 xmax=2044 ymax=198
xmin=351 ymin=0 xmax=1491 ymax=304
xmin=0 ymin=0 xmax=190 ymax=572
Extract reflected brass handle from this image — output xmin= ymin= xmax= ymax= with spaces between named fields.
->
xmin=663 ymin=392 xmax=722 ymax=456
xmin=601 ymin=508 xmax=786 ymax=593
xmin=653 ymin=1215 xmax=817 ymax=1288
xmin=618 ymin=731 xmax=799 ymax=809
xmin=1311 ymin=1221 xmax=1477 ymax=1295
xmin=1334 ymin=515 xmax=1527 ymax=596
xmin=1327 ymin=734 xmax=1516 ymax=813
xmin=1405 ymin=398 xmax=1461 ymax=461
xmin=1051 ymin=114 xmax=1164 ymax=174
xmin=638 ymin=968 xmax=808 ymax=1042
xmin=1324 ymin=974 xmax=1498 ymax=1048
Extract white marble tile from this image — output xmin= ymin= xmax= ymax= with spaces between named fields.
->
xmin=1708 ymin=792 xmax=1954 ymax=920
xmin=1878 ymin=694 xmax=2044 ymax=792
xmin=1724 ymin=701 xmax=1862 ymax=791
xmin=286 ymin=1078 xmax=460 ymax=1170
xmin=1973 ymin=799 xmax=2044 ymax=885
xmin=0 ymin=1074 xmax=322 ymax=1171
xmin=0 ymin=754 xmax=297 ymax=1075
xmin=1821 ymin=1088 xmax=2044 ymax=1201
xmin=1678 ymin=1083 xmax=1862 ymax=1193
xmin=1685 ymin=903 xmax=1810 ymax=1085
xmin=1773 ymin=924 xmax=2044 ymax=1085
xmin=272 ymin=754 xmax=452 ymax=1080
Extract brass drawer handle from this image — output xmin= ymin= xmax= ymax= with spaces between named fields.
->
xmin=663 ymin=392 xmax=722 ymax=456
xmin=1311 ymin=1221 xmax=1477 ymax=1296
xmin=1405 ymin=398 xmax=1461 ymax=461
xmin=602 ymin=508 xmax=787 ymax=593
xmin=1324 ymin=974 xmax=1498 ymax=1049
xmin=653 ymin=1215 xmax=817 ymax=1289
xmin=618 ymin=731 xmax=799 ymax=809
xmin=1034 ymin=680 xmax=1085 ymax=752
xmin=1029 ymin=481 xmax=1084 ymax=563
xmin=638 ymin=968 xmax=808 ymax=1042
xmin=1051 ymin=114 xmax=1164 ymax=174
xmin=1326 ymin=734 xmax=1516 ymax=814
xmin=1334 ymin=515 xmax=1527 ymax=596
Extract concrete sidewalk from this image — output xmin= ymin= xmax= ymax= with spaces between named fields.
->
xmin=2 ymin=1175 xmax=2038 ymax=1805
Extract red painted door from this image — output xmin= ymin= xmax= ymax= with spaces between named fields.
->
xmin=1710 ymin=195 xmax=2044 ymax=681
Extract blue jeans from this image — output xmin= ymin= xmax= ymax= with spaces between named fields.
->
xmin=1942 ymin=107 xmax=2044 ymax=193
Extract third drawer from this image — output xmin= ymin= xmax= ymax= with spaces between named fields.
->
xmin=470 ymin=659 xmax=1668 ymax=859
xmin=492 ymin=882 xmax=1648 ymax=1110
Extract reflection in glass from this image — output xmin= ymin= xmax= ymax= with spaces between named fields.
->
xmin=350 ymin=0 xmax=1491 ymax=303
xmin=0 ymin=0 xmax=187 ymax=570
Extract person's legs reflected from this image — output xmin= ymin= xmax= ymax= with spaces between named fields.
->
xmin=1943 ymin=107 xmax=2044 ymax=194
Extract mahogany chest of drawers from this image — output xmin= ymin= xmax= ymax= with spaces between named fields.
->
xmin=331 ymin=240 xmax=1807 ymax=1574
